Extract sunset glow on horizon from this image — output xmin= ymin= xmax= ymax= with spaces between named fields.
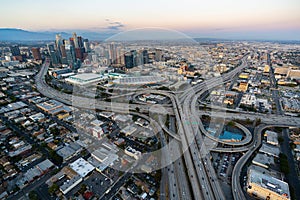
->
xmin=1 ymin=0 xmax=300 ymax=40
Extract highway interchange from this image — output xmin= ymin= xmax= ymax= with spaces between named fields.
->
xmin=35 ymin=55 xmax=300 ymax=200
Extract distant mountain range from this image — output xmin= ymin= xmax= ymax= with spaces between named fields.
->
xmin=0 ymin=28 xmax=114 ymax=41
xmin=1 ymin=28 xmax=299 ymax=43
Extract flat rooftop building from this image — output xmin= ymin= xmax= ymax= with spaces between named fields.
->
xmin=113 ymin=76 xmax=166 ymax=85
xmin=125 ymin=146 xmax=141 ymax=160
xmin=60 ymin=175 xmax=82 ymax=195
xmin=69 ymin=158 xmax=95 ymax=178
xmin=57 ymin=146 xmax=76 ymax=161
xmin=90 ymin=150 xmax=118 ymax=172
xmin=65 ymin=73 xmax=107 ymax=85
xmin=259 ymin=143 xmax=280 ymax=157
xmin=252 ymin=153 xmax=275 ymax=169
xmin=37 ymin=100 xmax=72 ymax=115
xmin=265 ymin=130 xmax=279 ymax=146
xmin=247 ymin=169 xmax=290 ymax=200
xmin=121 ymin=125 xmax=137 ymax=136
xmin=248 ymin=165 xmax=282 ymax=180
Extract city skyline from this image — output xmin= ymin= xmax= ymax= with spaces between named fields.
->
xmin=1 ymin=32 xmax=300 ymax=200
xmin=0 ymin=0 xmax=300 ymax=40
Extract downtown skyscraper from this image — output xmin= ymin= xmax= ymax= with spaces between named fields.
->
xmin=47 ymin=33 xmax=89 ymax=70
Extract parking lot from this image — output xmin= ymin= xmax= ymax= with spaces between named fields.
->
xmin=213 ymin=152 xmax=241 ymax=184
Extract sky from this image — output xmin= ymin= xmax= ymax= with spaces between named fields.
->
xmin=0 ymin=0 xmax=300 ymax=40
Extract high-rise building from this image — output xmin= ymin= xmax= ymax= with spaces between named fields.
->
xmin=142 ymin=50 xmax=149 ymax=64
xmin=31 ymin=47 xmax=42 ymax=60
xmin=148 ymin=51 xmax=155 ymax=63
xmin=109 ymin=43 xmax=118 ymax=64
xmin=10 ymin=45 xmax=21 ymax=56
xmin=55 ymin=34 xmax=63 ymax=47
xmin=77 ymin=36 xmax=84 ymax=48
xmin=83 ymin=39 xmax=90 ymax=53
xmin=47 ymin=43 xmax=55 ymax=53
xmin=60 ymin=45 xmax=67 ymax=57
xmin=155 ymin=49 xmax=163 ymax=62
xmin=47 ymin=33 xmax=85 ymax=67
xmin=131 ymin=50 xmax=138 ymax=67
xmin=75 ymin=48 xmax=83 ymax=60
xmin=72 ymin=32 xmax=79 ymax=48
xmin=69 ymin=38 xmax=75 ymax=48
xmin=47 ymin=43 xmax=59 ymax=65
xmin=136 ymin=50 xmax=144 ymax=66
xmin=65 ymin=44 xmax=76 ymax=67
xmin=55 ymin=34 xmax=64 ymax=62
xmin=49 ymin=51 xmax=59 ymax=65
xmin=59 ymin=45 xmax=68 ymax=64
xmin=124 ymin=52 xmax=134 ymax=68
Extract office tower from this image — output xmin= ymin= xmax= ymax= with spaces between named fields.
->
xmin=136 ymin=50 xmax=144 ymax=66
xmin=10 ymin=45 xmax=21 ymax=56
xmin=77 ymin=36 xmax=84 ymax=48
xmin=120 ymin=48 xmax=125 ymax=65
xmin=65 ymin=44 xmax=76 ymax=67
xmin=55 ymin=34 xmax=64 ymax=62
xmin=131 ymin=50 xmax=138 ymax=67
xmin=60 ymin=45 xmax=68 ymax=64
xmin=75 ymin=48 xmax=83 ymax=60
xmin=60 ymin=45 xmax=67 ymax=58
xmin=49 ymin=51 xmax=59 ymax=65
xmin=69 ymin=37 xmax=75 ymax=48
xmin=124 ymin=52 xmax=134 ymax=68
xmin=31 ymin=47 xmax=42 ymax=60
xmin=47 ymin=43 xmax=55 ymax=53
xmin=72 ymin=32 xmax=79 ymax=48
xmin=142 ymin=50 xmax=149 ymax=64
xmin=109 ymin=43 xmax=118 ymax=64
xmin=83 ymin=39 xmax=90 ymax=53
xmin=155 ymin=49 xmax=163 ymax=61
xmin=148 ymin=51 xmax=155 ymax=63
xmin=115 ymin=46 xmax=123 ymax=65
xmin=47 ymin=43 xmax=58 ymax=65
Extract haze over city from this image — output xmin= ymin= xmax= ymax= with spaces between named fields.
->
xmin=0 ymin=1 xmax=300 ymax=200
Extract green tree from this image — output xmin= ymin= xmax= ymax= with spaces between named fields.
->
xmin=135 ymin=107 xmax=140 ymax=113
xmin=48 ymin=183 xmax=59 ymax=195
xmin=49 ymin=150 xmax=63 ymax=165
xmin=256 ymin=118 xmax=261 ymax=125
xmin=227 ymin=121 xmax=235 ymax=127
xmin=279 ymin=153 xmax=290 ymax=174
xmin=278 ymin=136 xmax=284 ymax=144
xmin=79 ymin=184 xmax=87 ymax=194
xmin=28 ymin=191 xmax=39 ymax=200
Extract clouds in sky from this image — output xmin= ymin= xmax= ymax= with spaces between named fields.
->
xmin=105 ymin=19 xmax=125 ymax=31
xmin=0 ymin=0 xmax=299 ymax=40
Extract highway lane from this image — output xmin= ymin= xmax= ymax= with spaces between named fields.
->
xmin=182 ymin=56 xmax=251 ymax=199
xmin=36 ymin=61 xmax=187 ymax=199
xmin=231 ymin=124 xmax=266 ymax=200
xmin=171 ymin=96 xmax=205 ymax=200
xmin=182 ymin=94 xmax=225 ymax=200
xmin=158 ymin=115 xmax=181 ymax=141
xmin=268 ymin=52 xmax=284 ymax=116
xmin=231 ymin=122 xmax=300 ymax=200
xmin=159 ymin=126 xmax=181 ymax=200
xmin=169 ymin=116 xmax=192 ymax=200
xmin=36 ymin=55 xmax=248 ymax=200
xmin=36 ymin=61 xmax=174 ymax=115
xmin=199 ymin=110 xmax=300 ymax=127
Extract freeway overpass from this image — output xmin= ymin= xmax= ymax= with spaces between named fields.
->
xmin=35 ymin=54 xmax=266 ymax=200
